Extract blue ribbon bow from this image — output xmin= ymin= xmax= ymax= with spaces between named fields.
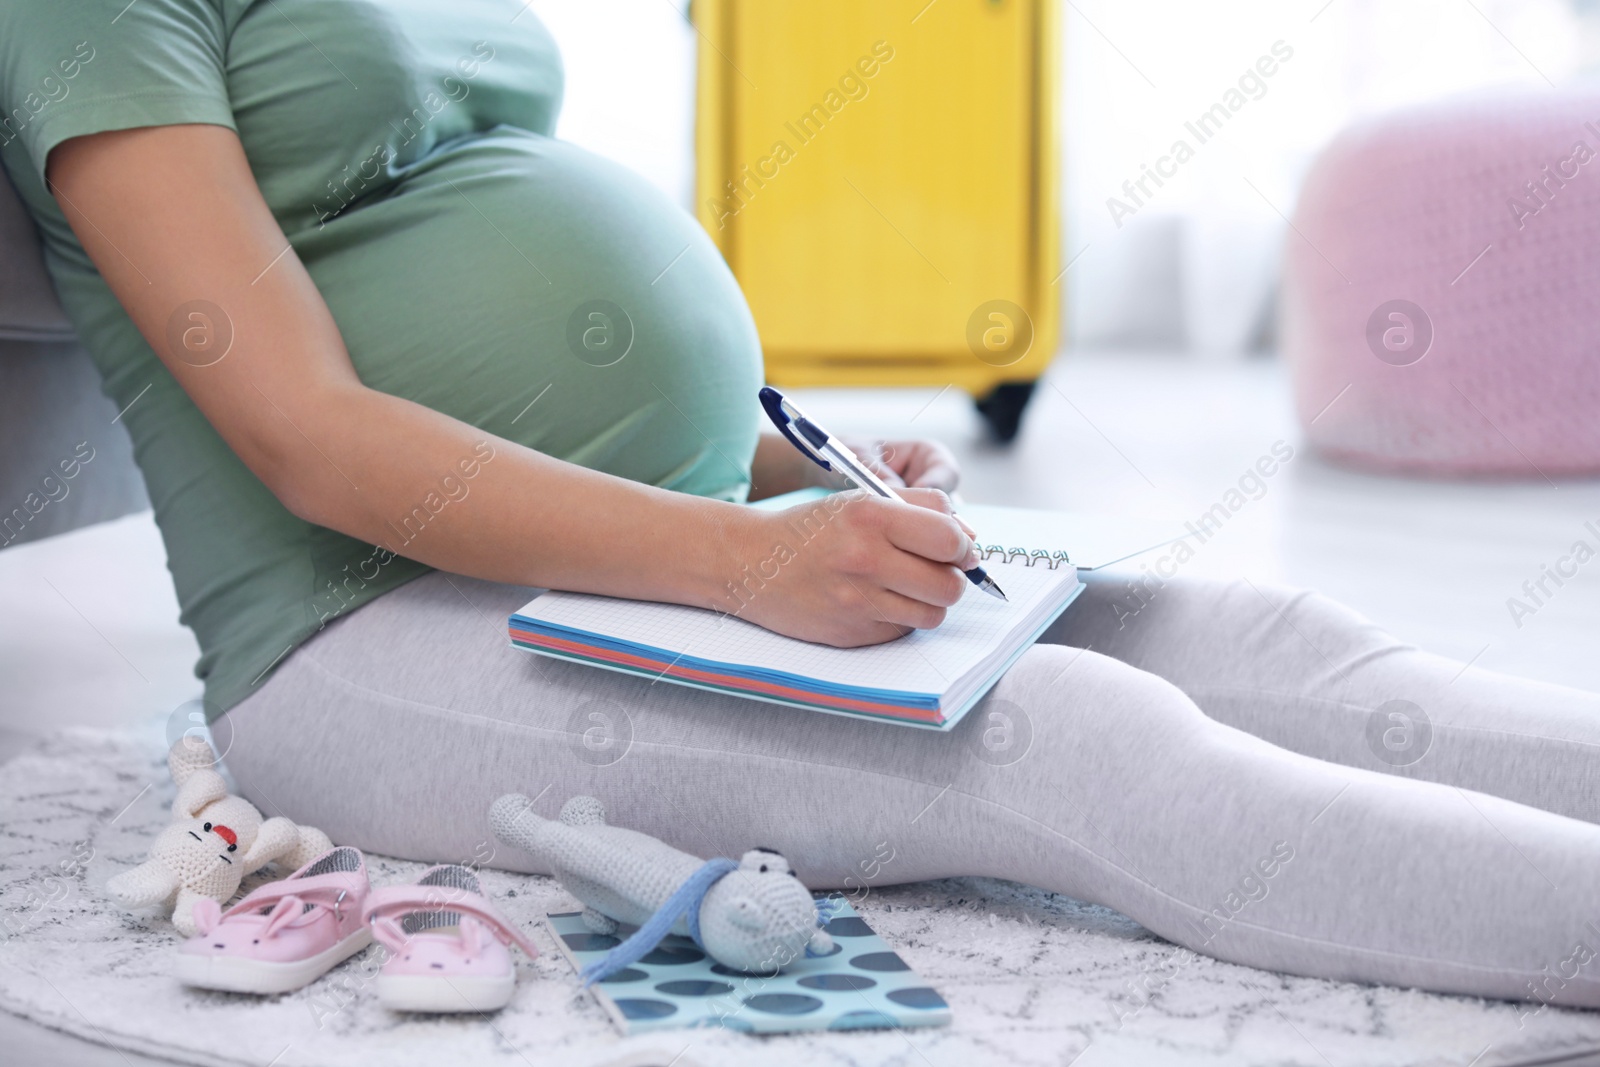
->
xmin=581 ymin=857 xmax=739 ymax=985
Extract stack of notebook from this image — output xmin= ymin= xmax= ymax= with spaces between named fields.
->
xmin=508 ymin=493 xmax=1100 ymax=730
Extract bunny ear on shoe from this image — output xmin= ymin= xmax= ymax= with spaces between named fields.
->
xmin=364 ymin=869 xmax=538 ymax=957
xmin=191 ymin=898 xmax=224 ymax=936
xmin=174 ymin=847 xmax=373 ymax=995
xmin=361 ymin=865 xmax=539 ymax=1014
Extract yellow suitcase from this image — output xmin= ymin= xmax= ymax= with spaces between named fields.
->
xmin=693 ymin=0 xmax=1061 ymax=440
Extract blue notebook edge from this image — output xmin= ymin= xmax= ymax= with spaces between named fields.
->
xmin=506 ymin=486 xmax=1086 ymax=731
xmin=508 ymin=615 xmax=942 ymax=708
xmin=509 ymin=579 xmax=1080 ymax=732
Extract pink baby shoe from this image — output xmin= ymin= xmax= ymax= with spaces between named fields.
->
xmin=362 ymin=865 xmax=540 ymax=1013
xmin=177 ymin=846 xmax=371 ymax=994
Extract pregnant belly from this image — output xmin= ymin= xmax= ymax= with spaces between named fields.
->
xmin=291 ymin=128 xmax=762 ymax=500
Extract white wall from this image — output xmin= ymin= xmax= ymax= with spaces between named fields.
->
xmin=519 ymin=0 xmax=699 ymax=208
xmin=523 ymin=0 xmax=1590 ymax=356
xmin=1064 ymin=0 xmax=1584 ymax=355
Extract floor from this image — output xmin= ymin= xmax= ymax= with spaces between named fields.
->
xmin=4 ymin=350 xmax=1599 ymax=1065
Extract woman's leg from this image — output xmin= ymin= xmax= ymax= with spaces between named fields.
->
xmin=224 ymin=571 xmax=1600 ymax=1007
xmin=1047 ymin=573 xmax=1600 ymax=822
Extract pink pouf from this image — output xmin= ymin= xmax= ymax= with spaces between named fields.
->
xmin=1283 ymin=88 xmax=1600 ymax=477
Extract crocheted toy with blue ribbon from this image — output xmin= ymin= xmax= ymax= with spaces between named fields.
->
xmin=489 ymin=794 xmax=834 ymax=983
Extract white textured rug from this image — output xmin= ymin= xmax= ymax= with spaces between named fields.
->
xmin=4 ymin=730 xmax=1600 ymax=1067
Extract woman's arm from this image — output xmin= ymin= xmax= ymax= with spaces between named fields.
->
xmin=748 ymin=433 xmax=962 ymax=500
xmin=50 ymin=124 xmax=977 ymax=643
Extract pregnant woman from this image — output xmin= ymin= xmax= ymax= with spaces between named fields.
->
xmin=8 ymin=0 xmax=1600 ymax=1010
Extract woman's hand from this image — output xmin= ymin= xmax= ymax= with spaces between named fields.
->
xmin=748 ymin=432 xmax=962 ymax=499
xmin=835 ymin=436 xmax=961 ymax=492
xmin=724 ymin=488 xmax=979 ymax=646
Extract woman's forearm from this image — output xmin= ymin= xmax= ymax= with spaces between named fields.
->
xmin=288 ymin=383 xmax=750 ymax=606
xmin=748 ymin=432 xmax=828 ymax=500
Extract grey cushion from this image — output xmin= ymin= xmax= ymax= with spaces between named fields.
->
xmin=0 ymin=167 xmax=73 ymax=342
xmin=0 ymin=169 xmax=147 ymax=544
xmin=0 ymin=337 xmax=148 ymax=547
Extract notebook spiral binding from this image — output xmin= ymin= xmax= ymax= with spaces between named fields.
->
xmin=976 ymin=545 xmax=1072 ymax=569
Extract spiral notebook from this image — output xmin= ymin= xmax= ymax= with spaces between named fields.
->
xmin=508 ymin=489 xmax=1180 ymax=730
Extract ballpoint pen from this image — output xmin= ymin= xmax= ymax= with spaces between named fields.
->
xmin=758 ymin=385 xmax=1009 ymax=602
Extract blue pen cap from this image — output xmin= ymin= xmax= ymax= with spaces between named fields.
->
xmin=759 ymin=386 xmax=833 ymax=472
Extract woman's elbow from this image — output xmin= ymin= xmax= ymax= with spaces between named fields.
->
xmin=250 ymin=463 xmax=316 ymax=524
xmin=233 ymin=400 xmax=362 ymax=528
xmin=247 ymin=447 xmax=336 ymax=527
xmin=271 ymin=476 xmax=329 ymax=527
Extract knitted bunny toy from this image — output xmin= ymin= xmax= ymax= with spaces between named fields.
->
xmin=490 ymin=794 xmax=833 ymax=981
xmin=106 ymin=735 xmax=333 ymax=936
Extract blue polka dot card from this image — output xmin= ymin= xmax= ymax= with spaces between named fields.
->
xmin=544 ymin=900 xmax=952 ymax=1034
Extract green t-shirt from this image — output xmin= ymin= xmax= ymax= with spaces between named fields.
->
xmin=0 ymin=0 xmax=763 ymax=717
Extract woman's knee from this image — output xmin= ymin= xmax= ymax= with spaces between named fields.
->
xmin=980 ymin=644 xmax=1212 ymax=763
xmin=1242 ymin=581 xmax=1405 ymax=659
xmin=1044 ymin=575 xmax=1407 ymax=688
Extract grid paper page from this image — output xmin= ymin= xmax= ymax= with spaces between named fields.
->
xmin=518 ymin=556 xmax=1070 ymax=697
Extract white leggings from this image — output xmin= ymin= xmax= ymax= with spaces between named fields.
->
xmin=224 ymin=570 xmax=1600 ymax=1008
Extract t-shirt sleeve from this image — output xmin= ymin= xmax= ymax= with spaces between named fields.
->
xmin=0 ymin=0 xmax=235 ymax=185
